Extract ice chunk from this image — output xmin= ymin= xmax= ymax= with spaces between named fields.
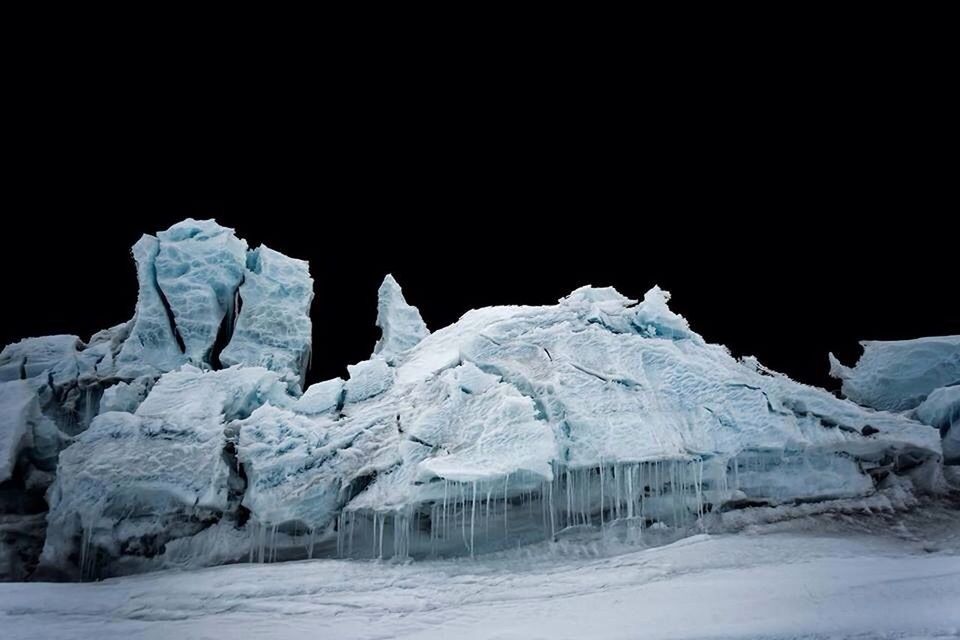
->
xmin=915 ymin=385 xmax=960 ymax=464
xmin=294 ymin=377 xmax=344 ymax=415
xmin=154 ymin=219 xmax=248 ymax=367
xmin=237 ymin=404 xmax=400 ymax=531
xmin=632 ymin=286 xmax=699 ymax=341
xmin=0 ymin=335 xmax=85 ymax=386
xmin=373 ymin=274 xmax=429 ymax=364
xmin=829 ymin=336 xmax=960 ymax=411
xmin=98 ymin=375 xmax=155 ymax=414
xmin=344 ymin=357 xmax=394 ymax=403
xmin=0 ymin=379 xmax=63 ymax=484
xmin=40 ymin=365 xmax=290 ymax=579
xmin=115 ymin=235 xmax=188 ymax=377
xmin=220 ymin=246 xmax=314 ymax=387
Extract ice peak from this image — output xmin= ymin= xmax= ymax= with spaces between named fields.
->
xmin=632 ymin=286 xmax=699 ymax=341
xmin=373 ymin=274 xmax=429 ymax=364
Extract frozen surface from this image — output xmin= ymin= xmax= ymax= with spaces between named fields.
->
xmin=3 ymin=503 xmax=960 ymax=640
xmin=373 ymin=274 xmax=429 ymax=364
xmin=830 ymin=336 xmax=960 ymax=411
xmin=219 ymin=246 xmax=314 ymax=386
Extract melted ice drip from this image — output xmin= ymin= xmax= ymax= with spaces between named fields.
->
xmin=331 ymin=458 xmax=714 ymax=561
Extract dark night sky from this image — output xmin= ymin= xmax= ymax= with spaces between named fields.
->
xmin=3 ymin=80 xmax=957 ymax=392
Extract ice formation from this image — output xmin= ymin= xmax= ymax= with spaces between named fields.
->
xmin=829 ymin=336 xmax=960 ymax=411
xmin=219 ymin=246 xmax=314 ymax=387
xmin=0 ymin=219 xmax=313 ymax=580
xmin=830 ymin=336 xmax=960 ymax=465
xmin=373 ymin=274 xmax=429 ymax=363
xmin=0 ymin=220 xmax=950 ymax=581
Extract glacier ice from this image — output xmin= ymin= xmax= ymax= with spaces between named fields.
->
xmin=114 ymin=235 xmax=188 ymax=378
xmin=830 ymin=336 xmax=960 ymax=465
xmin=40 ymin=365 xmax=290 ymax=579
xmin=0 ymin=219 xmax=315 ymax=580
xmin=219 ymin=246 xmax=314 ymax=387
xmin=829 ymin=336 xmax=960 ymax=411
xmin=1 ymin=218 xmax=951 ymax=580
xmin=154 ymin=219 xmax=248 ymax=367
xmin=373 ymin=274 xmax=429 ymax=364
xmin=915 ymin=385 xmax=960 ymax=464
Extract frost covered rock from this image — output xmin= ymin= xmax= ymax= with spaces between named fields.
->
xmin=829 ymin=337 xmax=960 ymax=411
xmin=219 ymin=246 xmax=314 ymax=387
xmin=373 ymin=274 xmax=429 ymax=364
xmin=40 ymin=366 xmax=290 ymax=579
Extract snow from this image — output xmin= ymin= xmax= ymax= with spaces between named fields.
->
xmin=219 ymin=245 xmax=314 ymax=387
xmin=373 ymin=274 xmax=429 ymax=363
xmin=3 ymin=504 xmax=959 ymax=640
xmin=829 ymin=336 xmax=960 ymax=411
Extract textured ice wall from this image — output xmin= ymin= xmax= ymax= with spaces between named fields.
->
xmin=829 ymin=337 xmax=960 ymax=411
xmin=830 ymin=336 xmax=960 ymax=465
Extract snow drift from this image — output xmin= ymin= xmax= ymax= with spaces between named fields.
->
xmin=0 ymin=219 xmax=948 ymax=581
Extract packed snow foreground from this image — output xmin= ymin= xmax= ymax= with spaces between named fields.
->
xmin=0 ymin=219 xmax=955 ymax=582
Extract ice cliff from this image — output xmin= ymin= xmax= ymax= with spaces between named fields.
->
xmin=0 ymin=219 xmax=949 ymax=581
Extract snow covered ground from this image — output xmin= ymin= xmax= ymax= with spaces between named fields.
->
xmin=3 ymin=500 xmax=958 ymax=640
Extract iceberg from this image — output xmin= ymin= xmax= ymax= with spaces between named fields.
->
xmin=0 ymin=218 xmax=949 ymax=580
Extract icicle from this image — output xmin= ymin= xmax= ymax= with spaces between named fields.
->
xmin=599 ymin=459 xmax=605 ymax=527
xmin=442 ymin=480 xmax=449 ymax=541
xmin=378 ymin=512 xmax=386 ymax=559
xmin=503 ymin=474 xmax=510 ymax=538
xmin=470 ymin=481 xmax=477 ymax=557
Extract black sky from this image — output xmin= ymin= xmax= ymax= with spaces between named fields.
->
xmin=3 ymin=76 xmax=957 ymax=391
